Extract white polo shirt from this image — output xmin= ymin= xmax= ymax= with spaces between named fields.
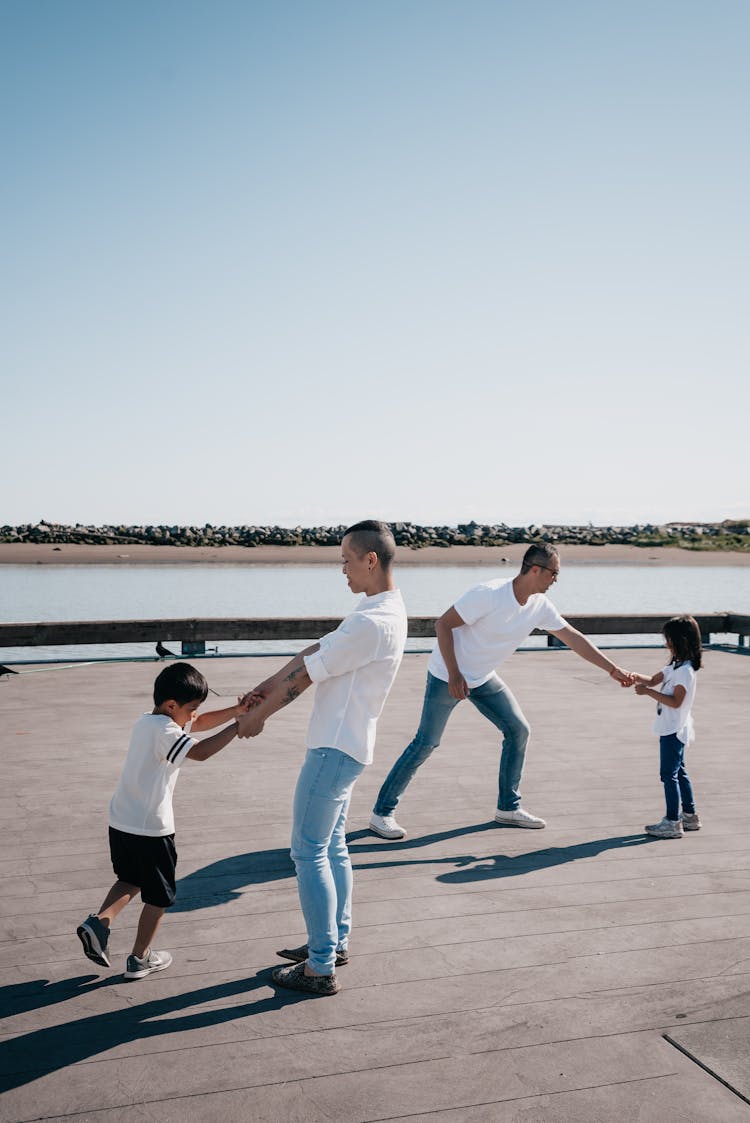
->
xmin=428 ymin=577 xmax=566 ymax=688
xmin=109 ymin=714 xmax=197 ymax=836
xmin=303 ymin=588 xmax=407 ymax=765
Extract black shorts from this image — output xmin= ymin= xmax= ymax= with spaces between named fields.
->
xmin=108 ymin=827 xmax=177 ymax=908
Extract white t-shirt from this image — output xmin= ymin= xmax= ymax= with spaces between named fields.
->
xmin=428 ymin=578 xmax=566 ymax=688
xmin=304 ymin=588 xmax=407 ymax=766
xmin=109 ymin=714 xmax=197 ymax=836
xmin=653 ymin=661 xmax=697 ymax=745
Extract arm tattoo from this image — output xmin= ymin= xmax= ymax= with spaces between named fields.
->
xmin=279 ymin=663 xmax=307 ymax=708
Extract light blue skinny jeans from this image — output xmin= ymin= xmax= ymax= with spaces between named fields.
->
xmin=290 ymin=747 xmax=365 ymax=976
xmin=374 ymin=671 xmax=531 ymax=816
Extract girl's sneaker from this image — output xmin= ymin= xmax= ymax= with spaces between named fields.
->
xmin=645 ymin=817 xmax=683 ymax=839
xmin=682 ymin=812 xmax=702 ymax=831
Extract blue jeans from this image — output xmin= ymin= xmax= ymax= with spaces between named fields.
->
xmin=290 ymin=747 xmax=365 ymax=975
xmin=659 ymin=733 xmax=695 ymax=821
xmin=374 ymin=672 xmax=531 ymax=816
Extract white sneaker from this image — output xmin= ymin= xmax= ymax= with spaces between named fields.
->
xmin=369 ymin=812 xmax=407 ymax=840
xmin=645 ymin=817 xmax=683 ymax=839
xmin=494 ymin=808 xmax=546 ymax=829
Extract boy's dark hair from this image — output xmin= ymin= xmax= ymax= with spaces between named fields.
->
xmin=344 ymin=520 xmax=396 ymax=572
xmin=153 ymin=662 xmax=209 ymax=706
xmin=521 ymin=542 xmax=559 ymax=573
xmin=663 ymin=615 xmax=703 ymax=671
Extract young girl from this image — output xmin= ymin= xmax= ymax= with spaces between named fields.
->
xmin=632 ymin=615 xmax=702 ymax=839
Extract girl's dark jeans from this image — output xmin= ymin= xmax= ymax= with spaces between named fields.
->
xmin=659 ymin=733 xmax=695 ymax=821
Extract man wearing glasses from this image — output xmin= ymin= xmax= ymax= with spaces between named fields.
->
xmin=369 ymin=543 xmax=631 ymax=839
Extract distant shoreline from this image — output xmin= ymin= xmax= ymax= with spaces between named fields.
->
xmin=2 ymin=542 xmax=750 ymax=567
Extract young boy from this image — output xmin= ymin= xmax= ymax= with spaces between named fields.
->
xmin=77 ymin=662 xmax=247 ymax=980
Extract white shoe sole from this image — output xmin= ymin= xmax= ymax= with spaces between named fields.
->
xmin=77 ymin=922 xmax=111 ymax=968
xmin=369 ymin=822 xmax=407 ymax=840
xmin=494 ymin=816 xmax=545 ymax=829
xmin=124 ymin=954 xmax=173 ymax=980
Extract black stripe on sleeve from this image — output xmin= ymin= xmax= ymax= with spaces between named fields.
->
xmin=167 ymin=734 xmax=190 ymax=763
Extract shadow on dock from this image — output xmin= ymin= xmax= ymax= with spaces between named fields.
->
xmin=0 ymin=971 xmax=309 ymax=1093
xmin=172 ymin=826 xmax=653 ymax=910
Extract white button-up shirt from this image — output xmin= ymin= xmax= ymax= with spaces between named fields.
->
xmin=303 ymin=588 xmax=407 ymax=765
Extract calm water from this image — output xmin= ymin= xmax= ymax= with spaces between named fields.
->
xmin=1 ymin=563 xmax=748 ymax=662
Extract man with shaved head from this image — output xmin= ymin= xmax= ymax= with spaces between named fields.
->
xmin=237 ymin=520 xmax=407 ymax=996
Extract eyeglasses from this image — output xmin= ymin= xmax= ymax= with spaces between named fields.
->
xmin=535 ymin=564 xmax=560 ymax=578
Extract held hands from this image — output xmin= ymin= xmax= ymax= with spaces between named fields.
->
xmin=237 ymin=709 xmax=266 ymax=738
xmin=235 ymin=683 xmax=270 ymax=737
xmin=240 ymin=687 xmax=266 ymax=705
xmin=610 ymin=666 xmax=636 ymax=687
xmin=614 ymin=671 xmax=653 ymax=695
xmin=616 ymin=670 xmax=652 ymax=695
xmin=236 ymin=692 xmax=263 ymax=713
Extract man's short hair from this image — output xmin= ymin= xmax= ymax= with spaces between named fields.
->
xmin=343 ymin=520 xmax=396 ymax=572
xmin=521 ymin=542 xmax=559 ymax=573
xmin=153 ymin=662 xmax=209 ymax=706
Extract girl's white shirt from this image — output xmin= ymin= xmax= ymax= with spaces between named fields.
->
xmin=653 ymin=661 xmax=696 ymax=745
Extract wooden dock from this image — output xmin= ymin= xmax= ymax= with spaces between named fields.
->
xmin=1 ymin=647 xmax=749 ymax=1121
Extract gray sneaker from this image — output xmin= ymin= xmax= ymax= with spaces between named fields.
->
xmin=123 ymin=948 xmax=173 ymax=980
xmin=682 ymin=812 xmax=701 ymax=831
xmin=369 ymin=812 xmax=407 ymax=839
xmin=645 ymin=817 xmax=683 ymax=839
xmin=77 ymin=914 xmax=111 ymax=968
xmin=494 ymin=808 xmax=546 ymax=829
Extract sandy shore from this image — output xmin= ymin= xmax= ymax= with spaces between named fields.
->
xmin=2 ymin=542 xmax=749 ymax=567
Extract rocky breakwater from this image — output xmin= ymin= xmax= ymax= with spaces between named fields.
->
xmin=2 ymin=520 xmax=749 ymax=550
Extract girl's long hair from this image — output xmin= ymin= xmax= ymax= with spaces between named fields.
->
xmin=663 ymin=615 xmax=703 ymax=671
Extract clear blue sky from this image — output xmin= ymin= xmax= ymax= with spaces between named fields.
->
xmin=3 ymin=0 xmax=748 ymax=528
